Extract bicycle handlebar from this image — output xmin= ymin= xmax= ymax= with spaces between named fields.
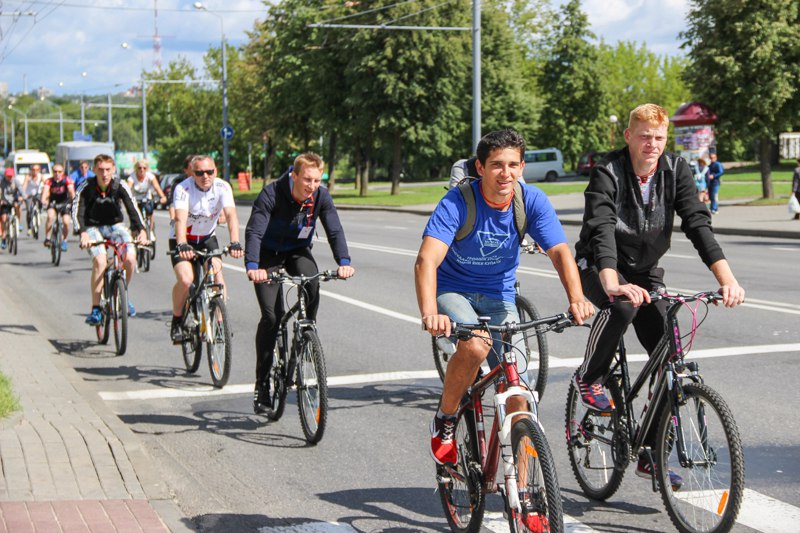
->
xmin=265 ymin=269 xmax=343 ymax=285
xmin=436 ymin=312 xmax=580 ymax=341
xmin=166 ymin=245 xmax=230 ymax=260
xmin=617 ymin=289 xmax=724 ymax=305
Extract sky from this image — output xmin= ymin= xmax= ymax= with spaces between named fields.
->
xmin=0 ymin=0 xmax=692 ymax=97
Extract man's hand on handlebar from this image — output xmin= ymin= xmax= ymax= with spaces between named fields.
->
xmin=568 ymin=300 xmax=595 ymax=326
xmin=337 ymin=265 xmax=355 ymax=279
xmin=79 ymin=231 xmax=91 ymax=249
xmin=134 ymin=229 xmax=148 ymax=246
xmin=247 ymin=268 xmax=269 ymax=283
xmin=422 ymin=314 xmax=452 ymax=338
xmin=228 ymin=241 xmax=244 ymax=259
xmin=717 ymin=283 xmax=745 ymax=308
xmin=176 ymin=242 xmax=195 ymax=261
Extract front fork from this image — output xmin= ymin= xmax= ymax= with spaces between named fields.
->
xmin=494 ymin=385 xmax=540 ymax=515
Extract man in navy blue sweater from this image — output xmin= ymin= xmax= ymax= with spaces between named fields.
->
xmin=244 ymin=152 xmax=355 ymax=414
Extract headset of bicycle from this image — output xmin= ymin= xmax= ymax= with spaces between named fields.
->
xmin=416 ymin=129 xmax=593 ymax=467
xmin=244 ymin=152 xmax=355 ymax=415
xmin=571 ymin=103 xmax=746 ymax=482
xmin=74 ymin=154 xmax=148 ymax=326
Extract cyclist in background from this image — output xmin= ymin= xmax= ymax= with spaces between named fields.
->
xmin=70 ymin=160 xmax=95 ymax=190
xmin=244 ymin=152 xmax=355 ymax=415
xmin=21 ymin=164 xmax=44 ymax=234
xmin=573 ymin=103 xmax=746 ymax=486
xmin=0 ymin=169 xmax=22 ymax=250
xmin=74 ymin=154 xmax=147 ymax=324
xmin=41 ymin=164 xmax=76 ymax=251
xmin=169 ymin=155 xmax=243 ymax=342
xmin=415 ymin=129 xmax=593 ymax=466
xmin=127 ymin=159 xmax=167 ymax=241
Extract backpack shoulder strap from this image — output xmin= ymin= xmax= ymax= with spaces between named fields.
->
xmin=512 ymin=181 xmax=526 ymax=244
xmin=454 ymin=180 xmax=476 ymax=241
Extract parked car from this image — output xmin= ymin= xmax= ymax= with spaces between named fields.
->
xmin=522 ymin=148 xmax=565 ymax=182
xmin=158 ymin=173 xmax=186 ymax=209
xmin=577 ymin=151 xmax=608 ymax=176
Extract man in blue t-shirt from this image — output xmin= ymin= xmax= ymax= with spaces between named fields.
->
xmin=415 ymin=129 xmax=594 ymax=466
xmin=707 ymin=152 xmax=724 ymax=214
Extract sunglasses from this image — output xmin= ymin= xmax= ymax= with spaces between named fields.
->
xmin=194 ymin=169 xmax=215 ymax=176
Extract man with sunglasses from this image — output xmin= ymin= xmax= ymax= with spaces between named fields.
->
xmin=41 ymin=164 xmax=76 ymax=250
xmin=74 ymin=154 xmax=147 ymax=325
xmin=169 ymin=155 xmax=244 ymax=342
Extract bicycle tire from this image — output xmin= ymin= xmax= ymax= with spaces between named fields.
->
xmin=509 ymin=418 xmax=563 ymax=533
xmin=97 ymin=278 xmax=111 ymax=345
xmin=565 ymin=372 xmax=626 ymax=500
xmin=10 ymin=217 xmax=18 ymax=256
xmin=112 ymin=277 xmax=128 ymax=355
xmin=141 ymin=246 xmax=151 ymax=272
xmin=515 ymin=295 xmax=549 ymax=400
xmin=31 ymin=206 xmax=40 ymax=240
xmin=296 ymin=329 xmax=328 ymax=444
xmin=267 ymin=339 xmax=289 ymax=421
xmin=206 ymin=297 xmax=232 ymax=388
xmin=53 ymin=222 xmax=62 ymax=266
xmin=656 ymin=382 xmax=744 ymax=533
xmin=181 ymin=297 xmax=202 ymax=373
xmin=50 ymin=224 xmax=57 ymax=264
xmin=432 ymin=336 xmax=452 ymax=382
xmin=437 ymin=407 xmax=484 ymax=532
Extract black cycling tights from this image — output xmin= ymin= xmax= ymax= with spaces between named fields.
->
xmin=253 ymin=248 xmax=319 ymax=387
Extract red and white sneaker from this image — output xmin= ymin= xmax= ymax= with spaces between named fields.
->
xmin=430 ymin=414 xmax=457 ymax=465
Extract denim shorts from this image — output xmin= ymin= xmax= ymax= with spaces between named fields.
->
xmin=84 ymin=224 xmax=133 ymax=258
xmin=436 ymin=291 xmax=519 ymax=369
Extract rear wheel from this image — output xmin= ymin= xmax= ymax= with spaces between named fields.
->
xmin=565 ymin=372 xmax=626 ymax=500
xmin=112 ymin=277 xmax=128 ymax=355
xmin=206 ymin=298 xmax=232 ymax=388
xmin=437 ymin=407 xmax=484 ymax=532
xmin=31 ymin=206 xmax=40 ymax=239
xmin=296 ymin=329 xmax=328 ymax=444
xmin=267 ymin=344 xmax=289 ymax=421
xmin=656 ymin=382 xmax=744 ymax=533
xmin=515 ymin=295 xmax=549 ymax=400
xmin=509 ymin=418 xmax=563 ymax=533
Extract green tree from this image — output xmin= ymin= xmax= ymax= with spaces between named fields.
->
xmin=681 ymin=0 xmax=800 ymax=198
xmin=537 ymin=0 xmax=606 ymax=169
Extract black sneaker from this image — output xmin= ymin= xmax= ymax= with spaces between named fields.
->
xmin=170 ymin=318 xmax=184 ymax=343
xmin=253 ymin=383 xmax=272 ymax=414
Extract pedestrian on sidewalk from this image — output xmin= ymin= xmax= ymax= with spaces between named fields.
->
xmin=708 ymin=153 xmax=724 ymax=214
xmin=792 ymin=158 xmax=800 ymax=221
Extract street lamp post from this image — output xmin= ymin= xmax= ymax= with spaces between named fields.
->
xmin=609 ymin=114 xmax=619 ymax=148
xmin=194 ymin=2 xmax=230 ymax=182
xmin=8 ymin=106 xmax=28 ymax=150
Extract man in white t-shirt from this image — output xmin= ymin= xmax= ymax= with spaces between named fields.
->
xmin=169 ymin=155 xmax=244 ymax=342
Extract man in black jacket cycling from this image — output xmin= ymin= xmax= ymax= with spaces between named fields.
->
xmin=573 ymin=103 xmax=746 ymax=487
xmin=244 ymin=152 xmax=355 ymax=414
xmin=74 ymin=154 xmax=147 ymax=324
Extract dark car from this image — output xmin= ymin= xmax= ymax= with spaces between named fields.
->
xmin=577 ymin=151 xmax=608 ymax=176
xmin=158 ymin=173 xmax=186 ymax=209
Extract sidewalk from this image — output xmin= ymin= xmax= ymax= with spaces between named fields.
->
xmin=339 ymin=192 xmax=800 ymax=240
xmin=0 ymin=284 xmax=192 ymax=532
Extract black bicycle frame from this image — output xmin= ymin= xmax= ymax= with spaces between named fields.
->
xmin=607 ymin=298 xmax=702 ymax=458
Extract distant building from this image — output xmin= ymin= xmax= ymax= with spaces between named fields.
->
xmin=0 ymin=82 xmax=8 ymax=99
xmin=36 ymin=86 xmax=53 ymax=99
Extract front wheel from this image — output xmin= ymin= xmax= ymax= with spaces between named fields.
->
xmin=509 ymin=418 xmax=563 ymax=533
xmin=656 ymin=382 xmax=744 ymax=533
xmin=52 ymin=223 xmax=63 ymax=266
xmin=565 ymin=372 xmax=626 ymax=500
xmin=296 ymin=329 xmax=328 ymax=444
xmin=111 ymin=277 xmax=128 ymax=355
xmin=10 ymin=217 xmax=18 ymax=256
xmin=515 ymin=296 xmax=549 ymax=399
xmin=206 ymin=298 xmax=232 ymax=388
xmin=31 ymin=207 xmax=40 ymax=240
xmin=181 ymin=295 xmax=202 ymax=373
xmin=438 ymin=407 xmax=484 ymax=532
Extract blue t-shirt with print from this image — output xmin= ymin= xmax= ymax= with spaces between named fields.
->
xmin=423 ymin=180 xmax=566 ymax=302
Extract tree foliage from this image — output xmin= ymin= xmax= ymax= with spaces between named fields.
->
xmin=681 ymin=0 xmax=800 ymax=197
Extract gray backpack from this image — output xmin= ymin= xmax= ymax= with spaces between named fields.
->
xmin=454 ymin=179 xmax=527 ymax=244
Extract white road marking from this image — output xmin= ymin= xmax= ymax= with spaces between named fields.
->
xmin=664 ymin=253 xmax=695 ymax=259
xmin=737 ymin=489 xmax=800 ymax=533
xmin=771 ymin=246 xmax=798 ymax=252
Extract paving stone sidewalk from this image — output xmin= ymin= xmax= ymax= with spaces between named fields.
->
xmin=0 ymin=284 xmax=191 ymax=532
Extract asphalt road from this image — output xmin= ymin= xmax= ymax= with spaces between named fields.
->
xmin=1 ymin=206 xmax=798 ymax=532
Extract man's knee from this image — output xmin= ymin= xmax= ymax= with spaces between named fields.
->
xmin=456 ymin=336 xmax=492 ymax=365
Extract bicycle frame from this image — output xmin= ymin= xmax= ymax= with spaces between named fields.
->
xmin=451 ymin=331 xmax=541 ymax=514
xmin=605 ymin=295 xmax=707 ymax=470
xmin=184 ymin=253 xmax=224 ymax=342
